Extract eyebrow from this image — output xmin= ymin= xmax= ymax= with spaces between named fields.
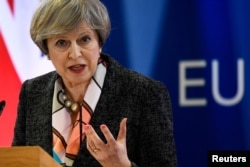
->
xmin=54 ymin=30 xmax=94 ymax=38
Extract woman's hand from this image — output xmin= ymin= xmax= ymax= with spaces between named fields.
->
xmin=84 ymin=118 xmax=131 ymax=167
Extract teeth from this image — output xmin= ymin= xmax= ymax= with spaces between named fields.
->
xmin=71 ymin=65 xmax=82 ymax=70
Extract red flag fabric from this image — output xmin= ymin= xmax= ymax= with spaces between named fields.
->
xmin=0 ymin=0 xmax=54 ymax=146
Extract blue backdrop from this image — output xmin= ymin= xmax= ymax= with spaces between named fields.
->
xmin=101 ymin=0 xmax=250 ymax=166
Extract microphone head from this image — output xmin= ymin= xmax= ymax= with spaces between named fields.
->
xmin=0 ymin=100 xmax=6 ymax=115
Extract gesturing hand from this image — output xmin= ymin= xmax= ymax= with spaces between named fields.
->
xmin=84 ymin=118 xmax=131 ymax=167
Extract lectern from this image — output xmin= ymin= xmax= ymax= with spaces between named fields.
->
xmin=0 ymin=146 xmax=61 ymax=167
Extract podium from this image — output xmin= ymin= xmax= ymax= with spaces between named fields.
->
xmin=0 ymin=146 xmax=61 ymax=167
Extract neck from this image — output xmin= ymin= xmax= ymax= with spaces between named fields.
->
xmin=63 ymin=80 xmax=91 ymax=103
xmin=65 ymin=89 xmax=84 ymax=104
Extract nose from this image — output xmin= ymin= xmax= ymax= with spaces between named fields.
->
xmin=69 ymin=42 xmax=82 ymax=59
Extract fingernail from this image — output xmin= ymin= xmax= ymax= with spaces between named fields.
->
xmin=85 ymin=125 xmax=90 ymax=130
xmin=101 ymin=125 xmax=106 ymax=129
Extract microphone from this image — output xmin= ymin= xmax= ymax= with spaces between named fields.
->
xmin=0 ymin=100 xmax=6 ymax=116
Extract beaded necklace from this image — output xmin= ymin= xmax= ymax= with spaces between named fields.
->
xmin=61 ymin=91 xmax=81 ymax=113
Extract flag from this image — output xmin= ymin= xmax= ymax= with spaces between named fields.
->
xmin=0 ymin=0 xmax=54 ymax=146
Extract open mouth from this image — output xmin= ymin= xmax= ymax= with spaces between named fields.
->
xmin=69 ymin=64 xmax=85 ymax=73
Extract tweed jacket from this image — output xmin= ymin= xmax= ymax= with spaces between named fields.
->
xmin=12 ymin=54 xmax=177 ymax=167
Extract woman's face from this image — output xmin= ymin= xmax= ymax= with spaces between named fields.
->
xmin=47 ymin=21 xmax=101 ymax=88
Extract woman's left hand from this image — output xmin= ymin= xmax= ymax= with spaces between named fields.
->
xmin=84 ymin=118 xmax=131 ymax=167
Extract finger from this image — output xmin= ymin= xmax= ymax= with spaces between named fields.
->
xmin=85 ymin=125 xmax=105 ymax=148
xmin=87 ymin=138 xmax=97 ymax=150
xmin=85 ymin=125 xmax=97 ymax=149
xmin=100 ymin=124 xmax=116 ymax=145
xmin=87 ymin=140 xmax=101 ymax=155
xmin=117 ymin=118 xmax=127 ymax=142
xmin=84 ymin=124 xmax=97 ymax=137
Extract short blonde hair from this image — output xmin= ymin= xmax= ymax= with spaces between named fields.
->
xmin=30 ymin=0 xmax=111 ymax=54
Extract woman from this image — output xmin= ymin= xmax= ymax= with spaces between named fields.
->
xmin=12 ymin=0 xmax=177 ymax=166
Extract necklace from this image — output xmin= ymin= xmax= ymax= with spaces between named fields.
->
xmin=62 ymin=92 xmax=81 ymax=113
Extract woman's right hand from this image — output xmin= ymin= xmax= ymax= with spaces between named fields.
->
xmin=84 ymin=118 xmax=131 ymax=167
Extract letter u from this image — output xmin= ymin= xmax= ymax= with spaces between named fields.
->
xmin=212 ymin=59 xmax=244 ymax=106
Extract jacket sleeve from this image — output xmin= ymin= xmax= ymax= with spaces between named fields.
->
xmin=12 ymin=80 xmax=28 ymax=146
xmin=130 ymin=80 xmax=177 ymax=167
